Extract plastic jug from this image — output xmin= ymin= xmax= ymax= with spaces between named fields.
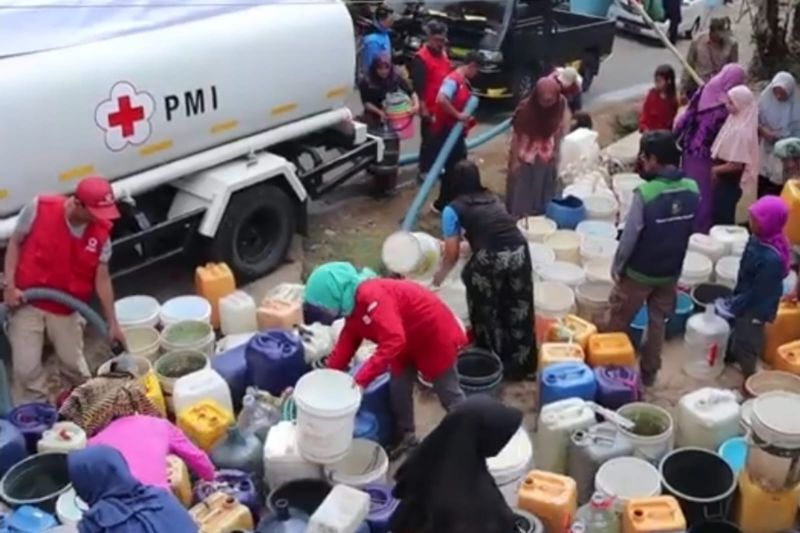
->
xmin=5 ymin=506 xmax=57 ymax=532
xmin=622 ymin=497 xmax=685 ymax=533
xmin=194 ymin=469 xmax=263 ymax=521
xmin=764 ymin=302 xmax=800 ymax=365
xmin=0 ymin=420 xmax=27 ymax=479
xmin=683 ymin=307 xmax=730 ymax=380
xmin=363 ymin=484 xmax=398 ymax=533
xmin=308 ymin=484 xmax=371 ymax=533
xmin=352 ymin=367 xmax=394 ymax=446
xmin=781 ymin=179 xmax=800 ymax=245
xmin=568 ymin=422 xmax=634 ymax=505
xmin=246 ymin=330 xmax=306 ymax=396
xmin=735 ymin=469 xmax=799 ymax=533
xmin=594 ymin=366 xmax=640 ymax=410
xmin=210 ymin=428 xmax=264 ymax=488
xmin=535 ymin=398 xmax=596 ymax=474
xmin=263 ymin=421 xmax=324 ymax=490
xmin=211 ymin=341 xmax=250 ymax=412
xmin=539 ymin=343 xmax=585 ymax=370
xmin=37 ymin=422 xmax=86 ymax=453
xmin=237 ymin=389 xmax=281 ymax=442
xmin=195 ymin=262 xmax=237 ymax=329
xmin=8 ymin=402 xmax=58 ymax=453
xmin=219 ymin=290 xmax=258 ymax=336
xmin=775 ymin=339 xmax=800 ymax=375
xmin=675 ymin=388 xmax=740 ymax=451
xmin=141 ymin=371 xmax=167 ymax=417
xmin=540 ymin=361 xmax=597 ymax=406
xmin=575 ymin=493 xmax=620 ymax=533
xmin=518 ymin=470 xmax=577 ymax=533
xmin=166 ymin=454 xmax=192 ymax=507
xmin=257 ymin=298 xmax=303 ymax=331
xmin=548 ymin=315 xmax=598 ymax=352
xmin=173 ymin=368 xmax=234 ymax=416
xmin=586 ymin=333 xmax=635 ymax=368
xmin=177 ymin=400 xmax=235 ymax=451
xmin=256 ymin=499 xmax=309 ymax=532
xmin=190 ymin=491 xmax=254 ymax=533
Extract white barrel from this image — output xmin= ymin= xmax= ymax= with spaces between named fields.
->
xmin=689 ymin=233 xmax=727 ymax=264
xmin=747 ymin=391 xmax=800 ymax=490
xmin=595 ymin=457 xmax=661 ymax=512
xmin=679 ymin=251 xmax=713 ymax=288
xmin=323 ymin=439 xmax=389 ymax=488
xmin=38 ymin=422 xmax=87 ymax=454
xmin=584 ymin=258 xmax=613 ymax=284
xmin=121 ymin=326 xmax=161 ymax=360
xmin=616 ymin=403 xmax=675 ymax=466
xmin=544 ymin=230 xmax=582 ymax=265
xmin=715 ymin=256 xmax=741 ymax=289
xmin=580 ymin=236 xmax=618 ymax=266
xmin=382 ymin=231 xmax=441 ymax=279
xmin=710 ymin=225 xmax=750 ymax=255
xmin=0 ymin=2 xmax=354 ymax=217
xmin=534 ymin=281 xmax=575 ymax=318
xmin=583 ymin=194 xmax=618 ymax=222
xmin=115 ymin=295 xmax=160 ymax=329
xmin=517 ymin=216 xmax=557 ymax=243
xmin=160 ymin=296 xmax=212 ymax=327
xmin=160 ymin=320 xmax=215 ymax=356
xmin=576 ymin=220 xmax=618 ymax=241
xmin=529 ymin=243 xmax=556 ymax=271
xmin=294 ymin=369 xmax=362 ymax=464
xmin=487 ymin=427 xmax=534 ymax=506
xmin=536 ymin=261 xmax=586 ymax=289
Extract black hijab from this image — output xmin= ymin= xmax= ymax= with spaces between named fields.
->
xmin=389 ymin=396 xmax=523 ymax=533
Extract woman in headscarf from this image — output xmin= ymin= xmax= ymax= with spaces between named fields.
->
xmin=675 ymin=63 xmax=747 ymax=232
xmin=758 ymin=72 xmax=800 ymax=197
xmin=550 ymin=65 xmax=583 ymax=113
xmin=304 ymin=262 xmax=467 ymax=457
xmin=389 ymin=396 xmax=522 ymax=533
xmin=710 ymin=86 xmax=760 ymax=226
xmin=506 ymin=77 xmax=570 ymax=218
xmin=433 ymin=160 xmax=535 ymax=379
xmin=69 ymin=445 xmax=198 ymax=533
xmin=717 ymin=196 xmax=790 ymax=377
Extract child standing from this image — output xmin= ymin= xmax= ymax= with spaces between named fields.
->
xmin=720 ymin=196 xmax=791 ymax=377
xmin=640 ymin=65 xmax=679 ymax=132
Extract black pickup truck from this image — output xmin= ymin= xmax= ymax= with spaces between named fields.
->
xmin=390 ymin=0 xmax=616 ymax=103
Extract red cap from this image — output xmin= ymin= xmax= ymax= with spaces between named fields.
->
xmin=75 ymin=176 xmax=120 ymax=220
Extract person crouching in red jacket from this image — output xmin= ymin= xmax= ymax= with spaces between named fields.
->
xmin=304 ymin=261 xmax=467 ymax=458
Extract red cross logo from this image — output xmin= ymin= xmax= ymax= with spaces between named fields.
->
xmin=96 ymin=82 xmax=156 ymax=152
xmin=107 ymin=96 xmax=145 ymax=138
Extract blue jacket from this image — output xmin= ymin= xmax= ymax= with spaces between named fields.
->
xmin=730 ymin=237 xmax=785 ymax=322
xmin=361 ymin=24 xmax=391 ymax=74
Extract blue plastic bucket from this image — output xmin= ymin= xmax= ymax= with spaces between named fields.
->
xmin=666 ymin=291 xmax=693 ymax=339
xmin=717 ymin=437 xmax=747 ymax=475
xmin=629 ymin=306 xmax=648 ymax=349
xmin=546 ymin=196 xmax=586 ymax=230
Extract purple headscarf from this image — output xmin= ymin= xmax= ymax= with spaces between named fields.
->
xmin=698 ymin=63 xmax=747 ymax=111
xmin=749 ymin=196 xmax=792 ymax=276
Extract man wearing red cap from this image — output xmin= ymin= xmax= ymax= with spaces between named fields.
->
xmin=3 ymin=176 xmax=124 ymax=403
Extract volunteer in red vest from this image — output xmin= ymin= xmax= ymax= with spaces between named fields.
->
xmin=430 ymin=50 xmax=481 ymax=212
xmin=3 ymin=176 xmax=124 ymax=403
xmin=410 ymin=21 xmax=451 ymax=183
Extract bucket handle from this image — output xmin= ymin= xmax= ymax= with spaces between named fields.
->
xmin=701 ymin=498 xmax=731 ymax=521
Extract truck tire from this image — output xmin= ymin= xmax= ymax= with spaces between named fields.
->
xmin=209 ymin=184 xmax=297 ymax=281
xmin=511 ymin=67 xmax=537 ymax=105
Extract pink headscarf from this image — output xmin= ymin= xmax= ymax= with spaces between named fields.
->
xmin=699 ymin=63 xmax=747 ymax=111
xmin=749 ymin=196 xmax=791 ymax=276
xmin=711 ymin=85 xmax=760 ymax=188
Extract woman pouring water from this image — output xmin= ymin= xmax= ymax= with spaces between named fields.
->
xmin=304 ymin=262 xmax=466 ymax=458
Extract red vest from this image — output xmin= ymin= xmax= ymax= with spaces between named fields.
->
xmin=416 ymin=45 xmax=451 ymax=112
xmin=16 ymin=196 xmax=112 ymax=315
xmin=432 ymin=70 xmax=475 ymax=135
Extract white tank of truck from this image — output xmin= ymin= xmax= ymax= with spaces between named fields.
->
xmin=0 ymin=0 xmax=355 ymax=218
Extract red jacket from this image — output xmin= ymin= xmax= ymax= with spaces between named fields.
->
xmin=416 ymin=45 xmax=451 ymax=114
xmin=432 ymin=70 xmax=476 ymax=135
xmin=16 ymin=196 xmax=111 ymax=315
xmin=327 ymin=279 xmax=467 ymax=387
xmin=639 ymin=88 xmax=679 ymax=132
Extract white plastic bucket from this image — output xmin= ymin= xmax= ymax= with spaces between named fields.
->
xmin=580 ymin=236 xmax=618 ymax=266
xmin=575 ymin=281 xmax=613 ymax=325
xmin=294 ymin=369 xmax=362 ymax=464
xmin=115 ymin=295 xmax=160 ymax=328
xmin=324 ymin=438 xmax=389 ymax=487
xmin=534 ymin=281 xmax=575 ymax=318
xmin=679 ymin=251 xmax=713 ymax=288
xmin=517 ymin=216 xmax=557 ymax=243
xmin=56 ymin=489 xmax=88 ymax=527
xmin=160 ymin=320 xmax=215 ymax=356
xmin=731 ymin=239 xmax=747 ymax=257
xmin=584 ymin=258 xmax=613 ymax=283
xmin=544 ymin=230 xmax=582 ymax=265
xmin=583 ymin=194 xmax=619 ymax=222
xmin=689 ymin=233 xmax=727 ymax=264
xmin=160 ymin=296 xmax=212 ymax=327
xmin=382 ymin=231 xmax=441 ymax=278
xmin=536 ymin=261 xmax=586 ymax=289
xmin=747 ymin=391 xmax=800 ymax=490
xmin=529 ymin=243 xmax=556 ymax=271
xmin=97 ymin=355 xmax=153 ymax=379
xmin=616 ymin=403 xmax=675 ymax=466
xmin=576 ymin=220 xmax=618 ymax=241
xmin=487 ymin=427 xmax=533 ymax=506
xmin=121 ymin=326 xmax=161 ymax=360
xmin=710 ymin=225 xmax=750 ymax=256
xmin=595 ymin=456 xmax=661 ymax=512
xmin=715 ymin=256 xmax=741 ymax=289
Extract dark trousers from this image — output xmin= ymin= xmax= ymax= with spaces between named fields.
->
xmin=712 ymin=178 xmax=743 ymax=226
xmin=390 ymin=365 xmax=465 ymax=436
xmin=432 ymin=132 xmax=468 ymax=211
xmin=727 ymin=314 xmax=765 ymax=377
xmin=418 ymin=116 xmax=436 ymax=174
xmin=758 ymin=175 xmax=784 ymax=198
xmin=663 ymin=0 xmax=682 ymax=43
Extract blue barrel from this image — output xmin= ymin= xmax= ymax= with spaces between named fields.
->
xmin=353 ymin=410 xmax=380 ymax=442
xmin=540 ymin=361 xmax=597 ymax=406
xmin=0 ymin=420 xmax=27 ymax=479
xmin=351 ymin=365 xmax=394 ymax=446
xmin=8 ymin=403 xmax=57 ymax=453
xmin=246 ymin=330 xmax=306 ymax=397
xmin=666 ymin=291 xmax=694 ymax=339
xmin=546 ymin=196 xmax=586 ymax=230
xmin=364 ymin=484 xmax=398 ymax=533
xmin=211 ymin=342 xmax=251 ymax=412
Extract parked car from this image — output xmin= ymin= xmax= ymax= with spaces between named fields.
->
xmin=607 ymin=0 xmax=720 ymax=41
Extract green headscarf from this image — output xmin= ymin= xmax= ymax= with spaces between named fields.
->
xmin=775 ymin=137 xmax=800 ymax=160
xmin=304 ymin=262 xmax=378 ymax=317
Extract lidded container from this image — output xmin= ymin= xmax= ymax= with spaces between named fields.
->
xmin=195 ymin=262 xmax=236 ymax=328
xmin=622 ymin=496 xmax=686 ymax=533
xmin=210 ymin=427 xmax=264 ymax=486
xmin=219 ymin=290 xmax=258 ymax=336
xmin=774 ymin=339 xmax=800 ymax=375
xmin=539 ymin=343 xmax=585 ymax=370
xmin=709 ymin=225 xmax=750 ymax=256
xmin=679 ymin=251 xmax=713 ymax=288
xmin=308 ymin=484 xmax=371 ymax=533
xmin=746 ymin=391 xmax=800 ymax=491
xmin=166 ymin=454 xmax=192 ymax=507
xmin=683 ymin=307 xmax=730 ymax=380
xmin=189 ymin=491 xmax=254 ymax=532
xmin=177 ymin=399 xmax=235 ymax=452
xmin=263 ymin=420 xmax=324 ymax=490
xmin=587 ymin=333 xmax=636 ymax=368
xmin=540 ymin=361 xmax=597 ymax=406
xmin=257 ymin=498 xmax=309 ymax=532
xmin=714 ymin=256 xmax=741 ymax=289
xmin=8 ymin=402 xmax=58 ymax=453
xmin=37 ymin=422 xmax=86 ymax=454
xmin=237 ymin=389 xmax=281 ymax=442
xmin=547 ymin=315 xmax=597 ymax=352
xmin=486 ymin=427 xmax=534 ymax=507
xmin=257 ymin=298 xmax=303 ymax=331
xmin=0 ymin=420 xmax=27 ymax=479
xmin=568 ymin=422 xmax=634 ymax=505
xmin=534 ymin=281 xmax=575 ymax=344
xmin=535 ymin=398 xmax=595 ymax=474
xmin=764 ymin=302 xmax=800 ymax=366
xmin=688 ymin=233 xmax=727 ymax=264
xmin=517 ymin=470 xmax=577 ymax=533
xmin=246 ymin=330 xmax=306 ymax=396
xmin=734 ymin=468 xmax=799 ymax=533
xmin=594 ymin=366 xmax=640 ymax=410
xmin=194 ymin=469 xmax=262 ymax=522
xmin=675 ymin=388 xmax=740 ymax=451
xmin=172 ymin=368 xmax=234 ymax=416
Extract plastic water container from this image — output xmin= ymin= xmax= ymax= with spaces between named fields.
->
xmin=257 ymin=298 xmax=303 ymax=331
xmin=37 ymin=422 xmax=86 ymax=454
xmin=154 ymin=350 xmax=209 ymax=411
xmin=308 ymin=484 xmax=371 ymax=533
xmin=529 ymin=242 xmax=557 ymax=271
xmin=676 ymin=388 xmax=740 ymax=451
xmin=353 ymin=411 xmax=379 ymax=442
xmin=160 ymin=319 xmax=215 ymax=357
xmin=177 ymin=400 xmax=235 ymax=451
xmin=0 ymin=421 xmax=27 ymax=479
xmin=211 ymin=343 xmax=250 ymax=412
xmin=517 ymin=216 xmax=557 ymax=243
xmin=363 ymin=484 xmax=398 ymax=533
xmin=535 ymin=398 xmax=595 ymax=474
xmin=166 ymin=455 xmax=192 ymax=507
xmin=616 ymin=403 xmax=675 ymax=466
xmin=775 ymin=340 xmax=800 ymax=375
xmin=568 ymin=422 xmax=634 ymax=505
xmin=352 ymin=368 xmax=394 ymax=446
xmin=121 ymin=326 xmax=160 ymax=361
xmin=764 ymin=302 xmax=800 ymax=365
xmin=115 ymin=295 xmax=161 ymax=329
xmin=587 ymin=333 xmax=636 ymax=368
xmin=584 ymin=258 xmax=613 ymax=284
xmin=536 ymin=261 xmax=586 ymax=288
xmin=190 ymin=491 xmax=254 ymax=532
xmin=583 ymin=194 xmax=619 ymax=222
xmin=576 ymin=220 xmax=617 ymax=241
xmin=580 ymin=236 xmax=618 ymax=267
xmin=381 ymin=231 xmax=441 ymax=278
xmin=4 ymin=506 xmax=57 ymax=532
xmin=173 ymin=368 xmax=233 ymax=416
xmin=534 ymin=281 xmax=575 ymax=343
xmin=666 ymin=291 xmax=694 ymax=339
xmin=709 ymin=225 xmax=750 ymax=256
xmin=263 ymin=421 xmax=324 ymax=489
xmin=679 ymin=251 xmax=713 ymax=288
xmin=517 ymin=471 xmax=577 ymax=533
xmin=218 ymin=290 xmax=257 ymax=336
xmin=746 ymin=391 xmax=800 ymax=491
xmin=547 ymin=315 xmax=597 ymax=355
xmin=683 ymin=307 xmax=730 ymax=380
xmin=55 ymin=488 xmax=87 ymax=526
xmin=294 ymin=369 xmax=362 ymax=464
xmin=160 ymin=295 xmax=213 ymax=327
xmin=689 ymin=233 xmax=727 ymax=264
xmin=195 ymin=262 xmax=236 ymax=328
xmin=539 ymin=343 xmax=585 ymax=370
xmin=194 ymin=469 xmax=262 ymax=520
xmin=735 ymin=469 xmax=799 ymax=533
xmin=544 ymin=230 xmax=582 ymax=264
xmin=547 ymin=196 xmax=586 ymax=230
xmin=622 ymin=496 xmax=686 ymax=533
xmin=595 ymin=456 xmax=662 ymax=513
xmin=629 ymin=307 xmax=647 ymax=347
xmin=540 ymin=361 xmax=597 ymax=406
xmin=594 ymin=366 xmax=640 ymax=410
xmin=8 ymin=403 xmax=57 ymax=453
xmin=717 ymin=437 xmax=747 ymax=475
xmin=324 ymin=439 xmax=389 ymax=487
xmin=246 ymin=329 xmax=306 ymax=396
xmin=714 ymin=256 xmax=740 ymax=289
xmin=487 ymin=426 xmax=533 ymax=506
xmin=574 ymin=281 xmax=612 ymax=329
xmin=561 ymin=128 xmax=600 ymax=168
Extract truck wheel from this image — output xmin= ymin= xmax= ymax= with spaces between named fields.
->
xmin=210 ymin=184 xmax=297 ymax=281
xmin=511 ymin=67 xmax=537 ymax=105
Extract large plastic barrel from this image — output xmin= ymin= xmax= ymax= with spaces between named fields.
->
xmin=246 ymin=330 xmax=306 ymax=396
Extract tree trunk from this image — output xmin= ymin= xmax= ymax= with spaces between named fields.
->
xmin=751 ymin=0 xmax=789 ymax=77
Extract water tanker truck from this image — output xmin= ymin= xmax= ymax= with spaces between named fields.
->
xmin=0 ymin=1 xmax=387 ymax=280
